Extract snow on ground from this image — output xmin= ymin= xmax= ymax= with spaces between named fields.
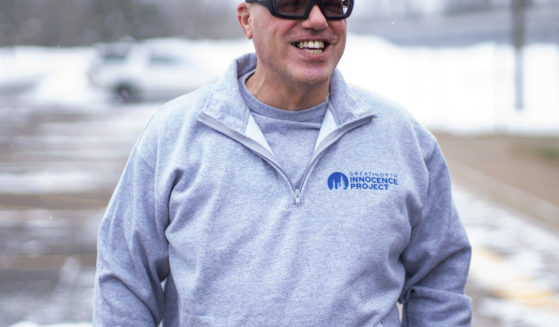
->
xmin=454 ymin=185 xmax=559 ymax=327
xmin=0 ymin=47 xmax=105 ymax=108
xmin=1 ymin=35 xmax=558 ymax=134
xmin=339 ymin=35 xmax=559 ymax=135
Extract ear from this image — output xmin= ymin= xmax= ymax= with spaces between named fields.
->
xmin=237 ymin=3 xmax=253 ymax=39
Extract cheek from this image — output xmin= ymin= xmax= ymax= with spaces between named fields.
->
xmin=251 ymin=22 xmax=274 ymax=50
xmin=332 ymin=33 xmax=347 ymax=61
xmin=332 ymin=22 xmax=347 ymax=47
xmin=252 ymin=29 xmax=287 ymax=59
xmin=252 ymin=35 xmax=276 ymax=61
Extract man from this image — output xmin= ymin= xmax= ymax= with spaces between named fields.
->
xmin=94 ymin=0 xmax=472 ymax=326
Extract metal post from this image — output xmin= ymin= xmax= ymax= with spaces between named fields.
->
xmin=511 ymin=0 xmax=526 ymax=111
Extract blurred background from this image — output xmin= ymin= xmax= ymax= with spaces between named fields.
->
xmin=1 ymin=0 xmax=559 ymax=326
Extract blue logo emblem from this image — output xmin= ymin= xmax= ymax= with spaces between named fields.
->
xmin=328 ymin=172 xmax=349 ymax=190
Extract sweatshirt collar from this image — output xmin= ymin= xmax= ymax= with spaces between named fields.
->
xmin=200 ymin=53 xmax=376 ymax=135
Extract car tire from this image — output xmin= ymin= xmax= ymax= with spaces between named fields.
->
xmin=115 ymin=84 xmax=137 ymax=102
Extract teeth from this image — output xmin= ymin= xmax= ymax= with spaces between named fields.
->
xmin=294 ymin=40 xmax=325 ymax=54
xmin=296 ymin=40 xmax=325 ymax=50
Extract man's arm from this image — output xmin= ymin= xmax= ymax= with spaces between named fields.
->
xmin=399 ymin=143 xmax=472 ymax=326
xmin=94 ymin=146 xmax=170 ymax=326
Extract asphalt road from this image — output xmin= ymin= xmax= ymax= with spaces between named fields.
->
xmin=0 ymin=99 xmax=154 ymax=326
xmin=1 ymin=99 xmax=558 ymax=326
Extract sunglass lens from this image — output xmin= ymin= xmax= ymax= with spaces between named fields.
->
xmin=276 ymin=0 xmax=308 ymax=17
xmin=323 ymin=0 xmax=350 ymax=17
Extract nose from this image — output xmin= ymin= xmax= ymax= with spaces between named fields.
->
xmin=302 ymin=5 xmax=328 ymax=29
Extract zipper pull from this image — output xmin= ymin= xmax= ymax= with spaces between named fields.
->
xmin=295 ymin=189 xmax=302 ymax=205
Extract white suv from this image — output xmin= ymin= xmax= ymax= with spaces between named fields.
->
xmin=88 ymin=40 xmax=213 ymax=102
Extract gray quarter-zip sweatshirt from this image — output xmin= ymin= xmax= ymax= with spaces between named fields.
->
xmin=94 ymin=53 xmax=472 ymax=327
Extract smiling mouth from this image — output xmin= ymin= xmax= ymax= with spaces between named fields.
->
xmin=292 ymin=40 xmax=327 ymax=54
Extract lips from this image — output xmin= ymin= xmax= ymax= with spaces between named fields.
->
xmin=292 ymin=40 xmax=327 ymax=54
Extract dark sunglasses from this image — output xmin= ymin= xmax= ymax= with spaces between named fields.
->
xmin=245 ymin=0 xmax=353 ymax=20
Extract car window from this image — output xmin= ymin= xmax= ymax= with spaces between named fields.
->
xmin=148 ymin=54 xmax=184 ymax=66
xmin=102 ymin=53 xmax=127 ymax=63
xmin=98 ymin=45 xmax=131 ymax=64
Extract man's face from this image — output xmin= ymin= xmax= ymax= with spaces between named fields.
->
xmin=240 ymin=3 xmax=347 ymax=89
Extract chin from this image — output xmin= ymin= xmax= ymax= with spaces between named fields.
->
xmin=294 ymin=68 xmax=333 ymax=86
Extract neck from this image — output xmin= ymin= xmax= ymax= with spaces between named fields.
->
xmin=245 ymin=71 xmax=330 ymax=111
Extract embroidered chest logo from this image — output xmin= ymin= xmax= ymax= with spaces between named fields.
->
xmin=327 ymin=172 xmax=349 ymax=190
xmin=327 ymin=171 xmax=399 ymax=191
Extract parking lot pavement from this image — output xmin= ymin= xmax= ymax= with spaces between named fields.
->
xmin=0 ymin=101 xmax=156 ymax=326
xmin=436 ymin=132 xmax=559 ymax=235
xmin=455 ymin=184 xmax=559 ymax=327
xmin=1 ymin=101 xmax=558 ymax=326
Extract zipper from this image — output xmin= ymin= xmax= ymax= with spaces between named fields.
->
xmin=199 ymin=112 xmax=375 ymax=206
xmin=198 ymin=112 xmax=298 ymax=201
xmin=294 ymin=188 xmax=302 ymax=205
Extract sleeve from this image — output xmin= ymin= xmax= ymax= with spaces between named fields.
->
xmin=93 ymin=144 xmax=170 ymax=326
xmin=399 ymin=142 xmax=472 ymax=326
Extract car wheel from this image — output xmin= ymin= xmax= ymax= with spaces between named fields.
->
xmin=115 ymin=84 xmax=137 ymax=102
